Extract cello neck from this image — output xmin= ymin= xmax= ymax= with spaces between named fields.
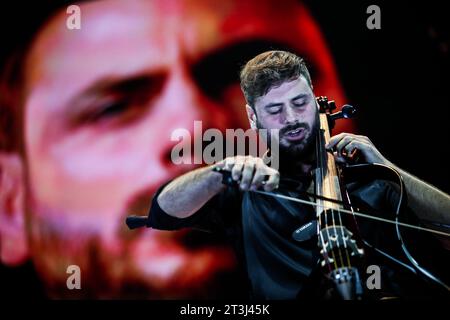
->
xmin=315 ymin=100 xmax=343 ymax=214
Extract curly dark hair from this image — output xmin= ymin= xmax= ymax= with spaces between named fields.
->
xmin=240 ymin=50 xmax=312 ymax=109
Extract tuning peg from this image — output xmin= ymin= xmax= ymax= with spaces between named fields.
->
xmin=329 ymin=104 xmax=357 ymax=122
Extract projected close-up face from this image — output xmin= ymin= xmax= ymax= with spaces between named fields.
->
xmin=2 ymin=0 xmax=349 ymax=298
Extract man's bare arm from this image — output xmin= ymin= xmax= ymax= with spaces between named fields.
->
xmin=157 ymin=166 xmax=224 ymax=218
xmin=391 ymin=166 xmax=450 ymax=225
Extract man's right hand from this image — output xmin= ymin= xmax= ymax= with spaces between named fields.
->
xmin=214 ymin=155 xmax=280 ymax=192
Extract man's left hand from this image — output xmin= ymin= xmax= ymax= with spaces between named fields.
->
xmin=326 ymin=133 xmax=391 ymax=166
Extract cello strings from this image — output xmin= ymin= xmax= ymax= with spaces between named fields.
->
xmin=319 ymin=122 xmax=347 ymax=270
xmin=317 ymin=132 xmax=343 ymax=270
xmin=316 ymin=134 xmax=338 ymax=271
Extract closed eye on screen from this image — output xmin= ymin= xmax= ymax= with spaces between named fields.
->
xmin=70 ymin=73 xmax=167 ymax=127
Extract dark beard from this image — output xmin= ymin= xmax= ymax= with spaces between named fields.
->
xmin=280 ymin=123 xmax=316 ymax=157
xmin=257 ymin=117 xmax=319 ymax=161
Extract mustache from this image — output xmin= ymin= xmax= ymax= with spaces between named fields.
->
xmin=280 ymin=122 xmax=310 ymax=136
